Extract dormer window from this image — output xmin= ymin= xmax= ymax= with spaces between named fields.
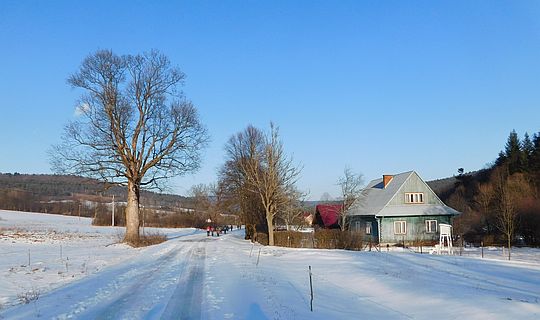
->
xmin=405 ymin=192 xmax=424 ymax=204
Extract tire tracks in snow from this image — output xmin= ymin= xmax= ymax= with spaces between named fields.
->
xmin=161 ymin=244 xmax=206 ymax=319
xmin=90 ymin=246 xmax=196 ymax=319
xmin=1 ymin=236 xmax=208 ymax=320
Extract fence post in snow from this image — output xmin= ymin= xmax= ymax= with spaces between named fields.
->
xmin=112 ymin=194 xmax=115 ymax=227
xmin=309 ymin=265 xmax=313 ymax=312
xmin=256 ymin=248 xmax=261 ymax=266
xmin=250 ymin=243 xmax=254 ymax=257
xmin=481 ymin=241 xmax=484 ymax=258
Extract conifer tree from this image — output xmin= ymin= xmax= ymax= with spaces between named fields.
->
xmin=503 ymin=130 xmax=523 ymax=174
xmin=530 ymin=132 xmax=540 ymax=174
xmin=522 ymin=132 xmax=534 ymax=171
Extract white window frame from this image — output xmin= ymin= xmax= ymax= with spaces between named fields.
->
xmin=425 ymin=220 xmax=437 ymax=233
xmin=365 ymin=223 xmax=372 ymax=235
xmin=394 ymin=221 xmax=406 ymax=235
xmin=405 ymin=192 xmax=424 ymax=204
xmin=352 ymin=221 xmax=361 ymax=233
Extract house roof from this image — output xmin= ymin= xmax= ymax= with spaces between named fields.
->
xmin=350 ymin=171 xmax=413 ymax=216
xmin=348 ymin=171 xmax=460 ymax=217
xmin=315 ymin=204 xmax=342 ymax=227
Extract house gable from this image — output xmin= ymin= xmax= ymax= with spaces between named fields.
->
xmin=387 ymin=171 xmax=445 ymax=206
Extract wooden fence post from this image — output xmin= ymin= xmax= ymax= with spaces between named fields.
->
xmin=309 ymin=266 xmax=314 ymax=312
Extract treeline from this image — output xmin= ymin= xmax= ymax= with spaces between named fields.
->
xmin=442 ymin=130 xmax=540 ymax=247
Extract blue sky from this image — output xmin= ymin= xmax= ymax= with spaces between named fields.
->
xmin=1 ymin=1 xmax=539 ymax=200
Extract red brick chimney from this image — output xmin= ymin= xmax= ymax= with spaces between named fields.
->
xmin=383 ymin=175 xmax=393 ymax=188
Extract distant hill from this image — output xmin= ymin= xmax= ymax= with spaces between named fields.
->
xmin=0 ymin=173 xmax=194 ymax=213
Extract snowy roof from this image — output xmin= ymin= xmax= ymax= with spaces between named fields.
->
xmin=349 ymin=171 xmax=413 ymax=216
xmin=348 ymin=171 xmax=460 ymax=217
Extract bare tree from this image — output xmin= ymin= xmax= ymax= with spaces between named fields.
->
xmin=222 ymin=124 xmax=301 ymax=245
xmin=320 ymin=192 xmax=333 ymax=202
xmin=189 ymin=183 xmax=223 ymax=226
xmin=51 ymin=50 xmax=208 ymax=244
xmin=475 ymin=182 xmax=495 ymax=234
xmin=220 ymin=125 xmax=267 ymax=240
xmin=494 ymin=168 xmax=531 ymax=260
xmin=337 ymin=167 xmax=364 ymax=231
xmin=190 ymin=184 xmax=212 ymax=219
xmin=279 ymin=187 xmax=307 ymax=231
xmin=242 ymin=124 xmax=301 ymax=245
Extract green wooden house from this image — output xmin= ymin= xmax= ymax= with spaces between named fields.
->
xmin=347 ymin=171 xmax=460 ymax=244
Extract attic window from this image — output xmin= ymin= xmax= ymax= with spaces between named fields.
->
xmin=405 ymin=192 xmax=424 ymax=204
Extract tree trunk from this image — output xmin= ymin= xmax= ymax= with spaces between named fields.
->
xmin=507 ymin=236 xmax=511 ymax=261
xmin=340 ymin=214 xmax=346 ymax=232
xmin=124 ymin=180 xmax=140 ymax=244
xmin=266 ymin=213 xmax=274 ymax=246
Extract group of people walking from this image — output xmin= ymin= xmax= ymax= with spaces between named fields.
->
xmin=206 ymin=225 xmax=241 ymax=237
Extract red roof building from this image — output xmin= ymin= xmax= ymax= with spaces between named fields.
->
xmin=314 ymin=204 xmax=342 ymax=229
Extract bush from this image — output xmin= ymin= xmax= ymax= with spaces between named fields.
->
xmin=129 ymin=231 xmax=167 ymax=247
xmin=274 ymin=231 xmax=311 ymax=247
xmin=271 ymin=230 xmax=364 ymax=250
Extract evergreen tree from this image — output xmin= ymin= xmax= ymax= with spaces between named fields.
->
xmin=495 ymin=151 xmax=506 ymax=167
xmin=503 ymin=129 xmax=523 ymax=174
xmin=530 ymin=132 xmax=540 ymax=174
xmin=522 ymin=132 xmax=534 ymax=172
xmin=522 ymin=133 xmax=534 ymax=156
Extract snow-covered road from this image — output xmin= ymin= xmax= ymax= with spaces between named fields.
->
xmin=1 ymin=210 xmax=540 ymax=319
xmin=1 ymin=232 xmax=210 ymax=319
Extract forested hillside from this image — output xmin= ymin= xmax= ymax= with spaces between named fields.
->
xmin=0 ymin=173 xmax=195 ymax=222
xmin=434 ymin=130 xmax=540 ymax=246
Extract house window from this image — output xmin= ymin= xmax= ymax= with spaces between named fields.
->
xmin=365 ymin=223 xmax=372 ymax=235
xmin=394 ymin=221 xmax=406 ymax=234
xmin=405 ymin=192 xmax=424 ymax=204
xmin=426 ymin=220 xmax=437 ymax=233
xmin=352 ymin=221 xmax=361 ymax=232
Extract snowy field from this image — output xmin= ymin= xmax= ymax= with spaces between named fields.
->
xmin=1 ymin=210 xmax=539 ymax=319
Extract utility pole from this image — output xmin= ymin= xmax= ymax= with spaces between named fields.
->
xmin=112 ymin=195 xmax=115 ymax=227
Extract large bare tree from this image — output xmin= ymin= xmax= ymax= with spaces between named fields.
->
xmin=220 ymin=125 xmax=267 ymax=240
xmin=51 ymin=50 xmax=208 ymax=244
xmin=240 ymin=124 xmax=301 ymax=245
xmin=222 ymin=124 xmax=301 ymax=245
